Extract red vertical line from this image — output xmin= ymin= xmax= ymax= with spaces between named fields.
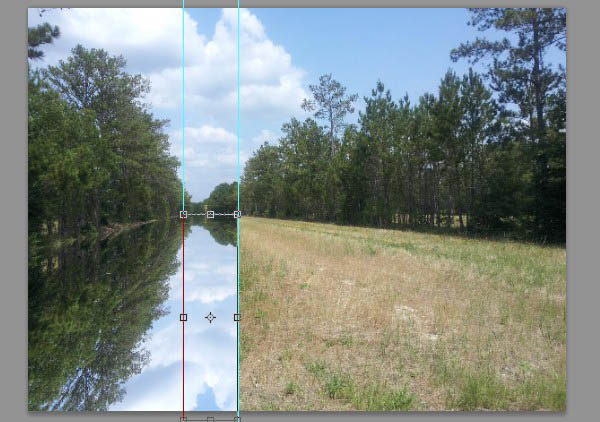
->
xmin=236 ymin=240 xmax=239 ymax=415
xmin=181 ymin=218 xmax=185 ymax=418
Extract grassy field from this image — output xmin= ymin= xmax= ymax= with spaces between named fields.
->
xmin=239 ymin=217 xmax=566 ymax=411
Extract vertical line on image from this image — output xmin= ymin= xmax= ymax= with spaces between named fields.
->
xmin=181 ymin=1 xmax=186 ymax=418
xmin=181 ymin=0 xmax=185 ymax=211
xmin=182 ymin=217 xmax=185 ymax=417
xmin=236 ymin=0 xmax=241 ymax=418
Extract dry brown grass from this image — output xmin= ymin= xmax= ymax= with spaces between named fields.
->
xmin=240 ymin=217 xmax=566 ymax=411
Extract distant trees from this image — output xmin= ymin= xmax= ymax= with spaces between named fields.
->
xmin=241 ymin=144 xmax=284 ymax=217
xmin=451 ymin=7 xmax=566 ymax=239
xmin=302 ymin=73 xmax=358 ymax=155
xmin=28 ymin=43 xmax=184 ymax=238
xmin=242 ymin=69 xmax=565 ymax=241
xmin=199 ymin=219 xmax=237 ymax=247
xmin=28 ymin=219 xmax=181 ymax=410
xmin=197 ymin=182 xmax=238 ymax=214
xmin=28 ymin=23 xmax=60 ymax=60
xmin=241 ymin=8 xmax=565 ymax=242
xmin=27 ymin=26 xmax=189 ymax=410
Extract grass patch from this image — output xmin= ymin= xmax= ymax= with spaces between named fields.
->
xmin=284 ymin=382 xmax=300 ymax=395
xmin=278 ymin=349 xmax=293 ymax=363
xmin=324 ymin=333 xmax=353 ymax=348
xmin=449 ymin=370 xmax=512 ymax=410
xmin=266 ymin=218 xmax=565 ymax=288
xmin=306 ymin=361 xmax=414 ymax=410
xmin=358 ymin=385 xmax=415 ymax=411
xmin=518 ymin=371 xmax=566 ymax=411
xmin=399 ymin=241 xmax=417 ymax=253
xmin=440 ymin=365 xmax=566 ymax=411
xmin=325 ymin=373 xmax=353 ymax=399
xmin=239 ymin=332 xmax=252 ymax=362
xmin=306 ymin=360 xmax=327 ymax=379
xmin=240 ymin=217 xmax=565 ymax=411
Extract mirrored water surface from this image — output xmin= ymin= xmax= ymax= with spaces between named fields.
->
xmin=28 ymin=218 xmax=237 ymax=411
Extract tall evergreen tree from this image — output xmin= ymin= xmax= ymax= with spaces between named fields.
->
xmin=301 ymin=74 xmax=358 ymax=155
xmin=43 ymin=45 xmax=181 ymax=225
xmin=432 ymin=71 xmax=465 ymax=228
xmin=358 ymin=81 xmax=398 ymax=227
xmin=28 ymin=23 xmax=60 ymax=60
xmin=451 ymin=7 xmax=566 ymax=239
xmin=459 ymin=68 xmax=499 ymax=229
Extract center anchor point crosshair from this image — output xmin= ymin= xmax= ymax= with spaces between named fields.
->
xmin=205 ymin=312 xmax=216 ymax=324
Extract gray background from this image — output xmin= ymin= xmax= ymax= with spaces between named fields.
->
xmin=1 ymin=0 xmax=596 ymax=421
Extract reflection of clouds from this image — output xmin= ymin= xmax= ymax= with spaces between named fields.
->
xmin=215 ymin=263 xmax=237 ymax=276
xmin=111 ymin=225 xmax=237 ymax=411
xmin=186 ymin=285 xmax=236 ymax=304
xmin=113 ymin=318 xmax=236 ymax=411
xmin=170 ymin=246 xmax=237 ymax=304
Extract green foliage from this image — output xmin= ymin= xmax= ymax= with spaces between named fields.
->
xmin=445 ymin=367 xmax=566 ymax=411
xmin=199 ymin=182 xmax=238 ymax=214
xmin=27 ymin=39 xmax=189 ymax=410
xmin=305 ymin=360 xmax=414 ymax=410
xmin=284 ymin=382 xmax=300 ymax=395
xmin=301 ymin=73 xmax=358 ymax=155
xmin=241 ymin=143 xmax=284 ymax=218
xmin=451 ymin=7 xmax=566 ymax=241
xmin=306 ymin=360 xmax=327 ymax=378
xmin=325 ymin=373 xmax=352 ymax=399
xmin=28 ymin=22 xmax=60 ymax=60
xmin=28 ymin=219 xmax=181 ymax=410
xmin=357 ymin=385 xmax=414 ymax=411
xmin=242 ymin=10 xmax=566 ymax=242
xmin=198 ymin=220 xmax=237 ymax=247
xmin=28 ymin=45 xmax=184 ymax=238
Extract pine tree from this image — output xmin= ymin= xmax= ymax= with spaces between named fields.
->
xmin=28 ymin=23 xmax=60 ymax=60
xmin=301 ymin=74 xmax=358 ymax=155
xmin=451 ymin=7 xmax=566 ymax=239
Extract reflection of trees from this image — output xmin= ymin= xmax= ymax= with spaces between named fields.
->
xmin=28 ymin=219 xmax=181 ymax=410
xmin=196 ymin=219 xmax=237 ymax=247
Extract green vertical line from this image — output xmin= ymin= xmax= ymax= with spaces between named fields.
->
xmin=237 ymin=1 xmax=241 ymax=418
xmin=181 ymin=0 xmax=185 ymax=211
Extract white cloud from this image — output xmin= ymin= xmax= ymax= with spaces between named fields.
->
xmin=111 ymin=236 xmax=238 ymax=411
xmin=112 ymin=320 xmax=236 ymax=411
xmin=29 ymin=7 xmax=307 ymax=127
xmin=169 ymin=260 xmax=237 ymax=304
xmin=28 ymin=8 xmax=203 ymax=72
xmin=171 ymin=126 xmax=237 ymax=151
xmin=145 ymin=8 xmax=307 ymax=123
xmin=251 ymin=129 xmax=276 ymax=146
xmin=169 ymin=125 xmax=248 ymax=173
xmin=28 ymin=7 xmax=304 ymax=198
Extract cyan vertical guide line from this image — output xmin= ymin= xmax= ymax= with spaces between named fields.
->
xmin=237 ymin=1 xmax=241 ymax=418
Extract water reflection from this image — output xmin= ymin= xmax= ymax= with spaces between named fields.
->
xmin=28 ymin=218 xmax=237 ymax=411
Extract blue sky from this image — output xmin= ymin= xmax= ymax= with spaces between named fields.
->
xmin=248 ymin=8 xmax=475 ymax=106
xmin=29 ymin=7 xmax=566 ymax=201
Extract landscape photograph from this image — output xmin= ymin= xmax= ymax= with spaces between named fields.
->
xmin=27 ymin=6 xmax=566 ymax=413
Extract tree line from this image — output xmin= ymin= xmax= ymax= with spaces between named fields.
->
xmin=187 ymin=181 xmax=238 ymax=215
xmin=28 ymin=23 xmax=185 ymax=240
xmin=28 ymin=216 xmax=238 ymax=410
xmin=240 ymin=8 xmax=566 ymax=242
